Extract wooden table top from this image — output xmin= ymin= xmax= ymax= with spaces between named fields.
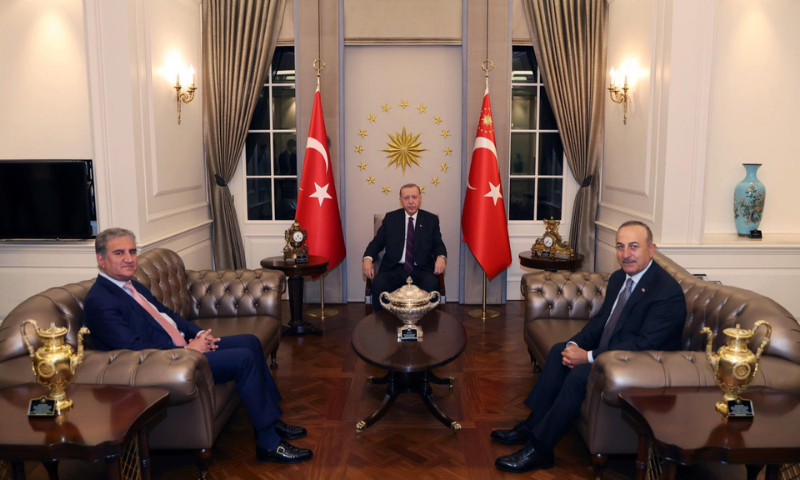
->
xmin=351 ymin=310 xmax=466 ymax=373
xmin=260 ymin=255 xmax=329 ymax=277
xmin=518 ymin=251 xmax=584 ymax=271
xmin=0 ymin=384 xmax=169 ymax=461
xmin=620 ymin=386 xmax=800 ymax=465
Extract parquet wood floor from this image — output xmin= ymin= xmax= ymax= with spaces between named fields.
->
xmin=24 ymin=301 xmax=758 ymax=480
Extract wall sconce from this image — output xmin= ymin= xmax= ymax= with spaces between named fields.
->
xmin=175 ymin=65 xmax=196 ymax=125
xmin=608 ymin=66 xmax=630 ymax=125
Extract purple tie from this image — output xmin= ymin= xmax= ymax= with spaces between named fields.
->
xmin=598 ymin=278 xmax=634 ymax=350
xmin=404 ymin=216 xmax=415 ymax=273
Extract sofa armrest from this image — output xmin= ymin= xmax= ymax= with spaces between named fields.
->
xmin=73 ymin=349 xmax=215 ymax=405
xmin=521 ymin=270 xmax=611 ymax=322
xmin=587 ymin=350 xmax=800 ymax=409
xmin=185 ymin=268 xmax=286 ymax=321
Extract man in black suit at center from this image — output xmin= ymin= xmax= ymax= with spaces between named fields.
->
xmin=363 ymin=183 xmax=447 ymax=310
xmin=491 ymin=221 xmax=687 ymax=473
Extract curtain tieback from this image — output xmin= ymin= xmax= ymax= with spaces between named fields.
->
xmin=214 ymin=174 xmax=228 ymax=187
xmin=579 ymin=175 xmax=594 ymax=188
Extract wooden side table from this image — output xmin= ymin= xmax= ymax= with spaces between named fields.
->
xmin=0 ymin=384 xmax=169 ymax=480
xmin=518 ymin=251 xmax=584 ymax=272
xmin=620 ymin=387 xmax=800 ymax=480
xmin=260 ymin=255 xmax=329 ymax=336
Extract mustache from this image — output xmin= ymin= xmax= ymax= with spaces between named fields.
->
xmin=621 ymin=258 xmax=637 ymax=263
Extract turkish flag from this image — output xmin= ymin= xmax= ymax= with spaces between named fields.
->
xmin=294 ymin=86 xmax=346 ymax=270
xmin=461 ymin=87 xmax=511 ymax=280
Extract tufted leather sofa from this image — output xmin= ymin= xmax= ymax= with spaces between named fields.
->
xmin=0 ymin=248 xmax=285 ymax=467
xmin=522 ymin=250 xmax=800 ymax=474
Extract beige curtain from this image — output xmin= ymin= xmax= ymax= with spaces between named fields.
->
xmin=203 ymin=0 xmax=285 ymax=269
xmin=523 ymin=0 xmax=607 ymax=271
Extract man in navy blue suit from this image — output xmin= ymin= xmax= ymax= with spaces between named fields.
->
xmin=362 ymin=183 xmax=447 ymax=310
xmin=491 ymin=221 xmax=687 ymax=473
xmin=84 ymin=228 xmax=312 ymax=464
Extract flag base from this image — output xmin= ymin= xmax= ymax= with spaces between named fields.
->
xmin=307 ymin=307 xmax=338 ymax=319
xmin=468 ymin=308 xmax=500 ymax=319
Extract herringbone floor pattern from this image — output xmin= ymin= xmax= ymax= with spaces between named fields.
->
xmin=24 ymin=301 xmax=757 ymax=480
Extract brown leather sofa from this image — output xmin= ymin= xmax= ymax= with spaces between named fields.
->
xmin=522 ymin=250 xmax=800 ymax=476
xmin=0 ymin=248 xmax=285 ymax=474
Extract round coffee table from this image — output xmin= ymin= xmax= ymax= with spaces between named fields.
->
xmin=260 ymin=255 xmax=328 ymax=336
xmin=351 ymin=310 xmax=466 ymax=433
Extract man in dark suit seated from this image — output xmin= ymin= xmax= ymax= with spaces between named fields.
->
xmin=491 ymin=221 xmax=686 ymax=473
xmin=83 ymin=228 xmax=312 ymax=464
xmin=362 ymin=183 xmax=447 ymax=310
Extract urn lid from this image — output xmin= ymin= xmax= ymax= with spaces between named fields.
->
xmin=36 ymin=322 xmax=68 ymax=338
xmin=383 ymin=277 xmax=435 ymax=307
xmin=723 ymin=324 xmax=755 ymax=339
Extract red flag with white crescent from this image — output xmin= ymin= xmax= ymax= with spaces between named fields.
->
xmin=461 ymin=87 xmax=511 ymax=280
xmin=294 ymin=86 xmax=346 ymax=270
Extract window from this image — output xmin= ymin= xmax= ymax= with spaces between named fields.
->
xmin=244 ymin=46 xmax=297 ymax=221
xmin=509 ymin=46 xmax=564 ymax=221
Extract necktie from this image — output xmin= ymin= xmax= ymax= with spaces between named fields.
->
xmin=404 ymin=216 xmax=415 ymax=273
xmin=124 ymin=282 xmax=187 ymax=347
xmin=598 ymin=278 xmax=634 ymax=350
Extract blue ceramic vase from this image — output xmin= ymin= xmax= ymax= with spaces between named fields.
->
xmin=733 ymin=163 xmax=766 ymax=236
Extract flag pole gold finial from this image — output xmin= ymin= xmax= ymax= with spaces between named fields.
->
xmin=313 ymin=58 xmax=326 ymax=87
xmin=482 ymin=60 xmax=494 ymax=89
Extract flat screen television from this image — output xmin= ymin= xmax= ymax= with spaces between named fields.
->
xmin=0 ymin=160 xmax=96 ymax=240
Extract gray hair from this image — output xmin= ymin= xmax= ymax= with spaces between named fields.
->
xmin=619 ymin=220 xmax=653 ymax=244
xmin=95 ymin=228 xmax=136 ymax=256
xmin=399 ymin=183 xmax=421 ymax=196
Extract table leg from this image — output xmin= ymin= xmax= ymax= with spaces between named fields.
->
xmin=41 ymin=460 xmax=58 ymax=480
xmin=367 ymin=373 xmax=390 ymax=385
xmin=356 ymin=373 xmax=398 ymax=433
xmin=105 ymin=455 xmax=121 ymax=480
xmin=420 ymin=372 xmax=460 ymax=431
xmin=429 ymin=372 xmax=454 ymax=388
xmin=635 ymin=434 xmax=648 ymax=480
xmin=11 ymin=461 xmax=25 ymax=480
xmin=764 ymin=464 xmax=780 ymax=480
xmin=282 ymin=275 xmax=323 ymax=337
xmin=138 ymin=428 xmax=152 ymax=480
xmin=662 ymin=460 xmax=678 ymax=480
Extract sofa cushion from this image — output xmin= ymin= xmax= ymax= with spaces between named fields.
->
xmin=526 ymin=319 xmax=587 ymax=367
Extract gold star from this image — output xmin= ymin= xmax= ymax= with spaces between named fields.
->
xmin=418 ymin=104 xmax=427 ymax=113
xmin=443 ymin=147 xmax=453 ymax=156
xmin=440 ymin=163 xmax=449 ymax=172
xmin=358 ymin=161 xmax=367 ymax=170
xmin=431 ymin=177 xmax=440 ymax=186
xmin=481 ymin=113 xmax=493 ymax=127
xmin=433 ymin=116 xmax=443 ymax=125
xmin=358 ymin=129 xmax=368 ymax=138
xmin=399 ymin=100 xmax=409 ymax=109
xmin=441 ymin=129 xmax=450 ymax=139
xmin=368 ymin=113 xmax=377 ymax=123
xmin=381 ymin=126 xmax=427 ymax=174
xmin=382 ymin=185 xmax=391 ymax=194
xmin=420 ymin=186 xmax=426 ymax=194
xmin=355 ymin=145 xmax=364 ymax=154
xmin=381 ymin=103 xmax=391 ymax=113
xmin=367 ymin=176 xmax=376 ymax=184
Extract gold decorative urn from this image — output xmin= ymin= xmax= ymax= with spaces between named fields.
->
xmin=20 ymin=319 xmax=90 ymax=413
xmin=379 ymin=277 xmax=440 ymax=341
xmin=700 ymin=321 xmax=771 ymax=417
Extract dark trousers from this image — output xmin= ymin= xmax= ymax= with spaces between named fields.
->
xmin=522 ymin=342 xmax=592 ymax=451
xmin=371 ymin=263 xmax=439 ymax=311
xmin=205 ymin=334 xmax=282 ymax=449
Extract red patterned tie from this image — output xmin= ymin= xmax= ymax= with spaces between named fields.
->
xmin=598 ymin=278 xmax=634 ymax=350
xmin=404 ymin=216 xmax=415 ymax=273
xmin=124 ymin=283 xmax=187 ymax=347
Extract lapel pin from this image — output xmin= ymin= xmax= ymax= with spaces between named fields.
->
xmin=641 ymin=288 xmax=645 ymax=293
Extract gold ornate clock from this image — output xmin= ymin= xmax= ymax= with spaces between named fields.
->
xmin=531 ymin=218 xmax=575 ymax=260
xmin=283 ymin=221 xmax=309 ymax=262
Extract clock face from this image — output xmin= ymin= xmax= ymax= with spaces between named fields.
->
xmin=292 ymin=231 xmax=304 ymax=243
xmin=543 ymin=236 xmax=554 ymax=248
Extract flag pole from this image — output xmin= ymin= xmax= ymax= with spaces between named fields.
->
xmin=305 ymin=57 xmax=337 ymax=320
xmin=469 ymin=271 xmax=500 ymax=320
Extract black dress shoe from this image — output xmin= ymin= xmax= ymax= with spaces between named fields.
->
xmin=256 ymin=441 xmax=313 ymax=464
xmin=275 ymin=420 xmax=307 ymax=440
xmin=490 ymin=423 xmax=532 ymax=445
xmin=494 ymin=442 xmax=554 ymax=473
